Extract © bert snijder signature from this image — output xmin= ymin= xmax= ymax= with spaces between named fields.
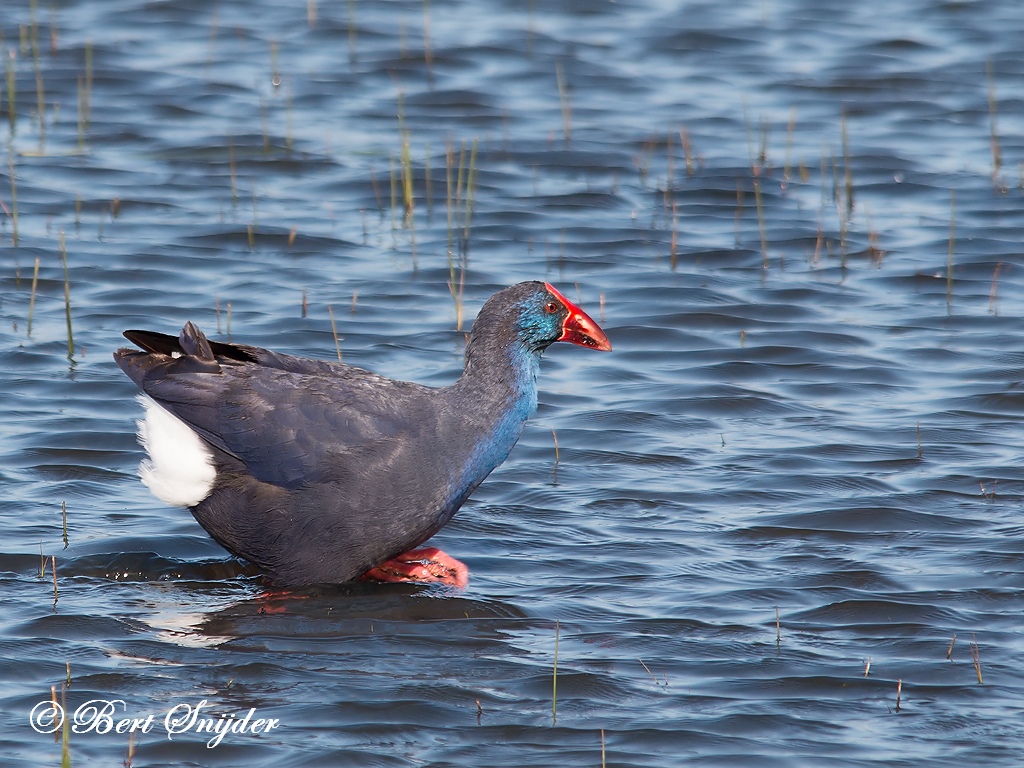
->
xmin=30 ymin=697 xmax=281 ymax=748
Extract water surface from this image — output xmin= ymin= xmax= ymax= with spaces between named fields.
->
xmin=2 ymin=0 xmax=1024 ymax=765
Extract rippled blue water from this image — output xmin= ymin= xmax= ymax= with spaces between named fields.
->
xmin=2 ymin=0 xmax=1024 ymax=765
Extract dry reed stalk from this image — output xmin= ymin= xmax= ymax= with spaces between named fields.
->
xmin=970 ymin=634 xmax=982 ymax=683
xmin=463 ymin=138 xmax=478 ymax=241
xmin=679 ymin=126 xmax=694 ymax=175
xmin=125 ymin=731 xmax=136 ymax=768
xmin=555 ymin=61 xmax=571 ymax=142
xmin=946 ymin=633 xmax=956 ymax=660
xmin=27 ymin=256 xmax=39 ymax=335
xmin=753 ymin=179 xmax=768 ymax=268
xmin=988 ymin=262 xmax=1004 ymax=314
xmin=328 ymin=305 xmax=342 ymax=362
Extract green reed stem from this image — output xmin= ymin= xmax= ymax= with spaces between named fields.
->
xmin=59 ymin=232 xmax=73 ymax=358
xmin=401 ymin=134 xmax=414 ymax=217
xmin=58 ymin=684 xmax=70 ymax=766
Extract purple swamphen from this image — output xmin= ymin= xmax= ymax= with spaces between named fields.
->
xmin=114 ymin=281 xmax=611 ymax=587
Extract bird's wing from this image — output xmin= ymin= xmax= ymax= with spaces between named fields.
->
xmin=146 ymin=363 xmax=436 ymax=488
xmin=115 ymin=325 xmax=440 ymax=489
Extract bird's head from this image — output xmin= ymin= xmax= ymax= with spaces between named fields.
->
xmin=510 ymin=282 xmax=612 ymax=354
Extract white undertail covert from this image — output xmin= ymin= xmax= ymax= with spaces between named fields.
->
xmin=136 ymin=395 xmax=216 ymax=507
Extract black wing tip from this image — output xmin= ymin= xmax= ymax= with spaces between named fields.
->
xmin=122 ymin=328 xmax=181 ymax=355
xmin=120 ymin=324 xmax=259 ymax=364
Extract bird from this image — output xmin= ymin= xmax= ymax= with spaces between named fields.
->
xmin=114 ymin=281 xmax=611 ymax=588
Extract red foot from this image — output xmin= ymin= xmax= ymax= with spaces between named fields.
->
xmin=361 ymin=547 xmax=469 ymax=588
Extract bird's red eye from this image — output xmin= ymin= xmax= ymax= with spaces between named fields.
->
xmin=545 ymin=301 xmax=559 ymax=314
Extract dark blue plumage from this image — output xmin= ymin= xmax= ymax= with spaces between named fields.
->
xmin=114 ymin=281 xmax=610 ymax=586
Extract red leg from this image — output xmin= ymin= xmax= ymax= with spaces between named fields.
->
xmin=361 ymin=547 xmax=469 ymax=588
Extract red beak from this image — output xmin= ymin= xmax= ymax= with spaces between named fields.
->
xmin=544 ymin=283 xmax=612 ymax=352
